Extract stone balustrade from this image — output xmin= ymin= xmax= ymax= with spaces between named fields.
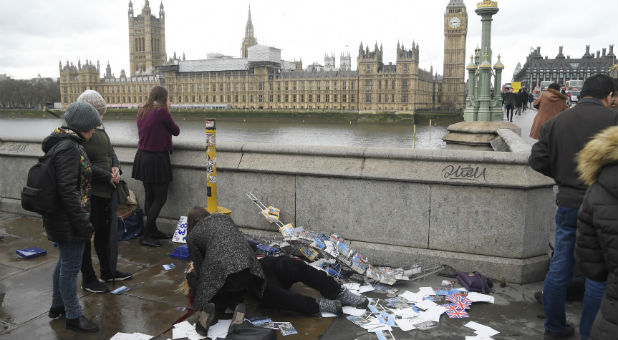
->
xmin=0 ymin=134 xmax=554 ymax=283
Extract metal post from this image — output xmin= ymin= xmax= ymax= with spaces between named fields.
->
xmin=413 ymin=124 xmax=416 ymax=149
xmin=205 ymin=119 xmax=231 ymax=215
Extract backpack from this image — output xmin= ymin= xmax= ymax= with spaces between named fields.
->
xmin=117 ymin=208 xmax=144 ymax=241
xmin=21 ymin=141 xmax=68 ymax=214
xmin=456 ymin=271 xmax=493 ymax=294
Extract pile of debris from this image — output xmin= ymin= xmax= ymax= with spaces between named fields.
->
xmin=246 ymin=192 xmax=443 ymax=286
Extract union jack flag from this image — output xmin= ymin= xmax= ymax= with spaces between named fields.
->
xmin=446 ymin=308 xmax=470 ymax=319
xmin=446 ymin=294 xmax=471 ymax=306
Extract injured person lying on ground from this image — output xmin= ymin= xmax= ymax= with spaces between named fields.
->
xmin=181 ymin=206 xmax=368 ymax=336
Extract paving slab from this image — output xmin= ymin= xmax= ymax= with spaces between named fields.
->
xmin=0 ymin=211 xmax=584 ymax=340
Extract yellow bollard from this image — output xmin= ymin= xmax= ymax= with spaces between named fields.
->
xmin=205 ymin=119 xmax=231 ymax=215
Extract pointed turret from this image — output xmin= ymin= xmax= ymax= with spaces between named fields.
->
xmin=246 ymin=5 xmax=254 ymax=38
xmin=128 ymin=0 xmax=133 ymax=16
xmin=142 ymin=0 xmax=151 ymax=15
xmin=241 ymin=4 xmax=258 ymax=58
xmin=159 ymin=1 xmax=164 ymax=17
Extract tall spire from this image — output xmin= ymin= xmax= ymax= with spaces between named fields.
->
xmin=245 ymin=5 xmax=254 ymax=38
xmin=241 ymin=4 xmax=257 ymax=58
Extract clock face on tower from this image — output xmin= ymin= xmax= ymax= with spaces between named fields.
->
xmin=448 ymin=16 xmax=461 ymax=29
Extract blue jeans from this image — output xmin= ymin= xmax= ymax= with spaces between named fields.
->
xmin=543 ymin=207 xmax=606 ymax=339
xmin=51 ymin=241 xmax=85 ymax=319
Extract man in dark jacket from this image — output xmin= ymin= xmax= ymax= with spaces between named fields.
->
xmin=575 ymin=126 xmax=618 ymax=340
xmin=529 ymin=74 xmax=618 ymax=340
xmin=44 ymin=102 xmax=106 ymax=333
xmin=503 ymin=88 xmax=516 ymax=122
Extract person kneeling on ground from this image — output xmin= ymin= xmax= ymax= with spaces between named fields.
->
xmin=185 ymin=207 xmax=266 ymax=336
xmin=183 ymin=207 xmax=368 ymax=329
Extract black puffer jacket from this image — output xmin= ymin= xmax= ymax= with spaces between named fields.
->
xmin=41 ymin=128 xmax=105 ymax=243
xmin=575 ymin=126 xmax=618 ymax=340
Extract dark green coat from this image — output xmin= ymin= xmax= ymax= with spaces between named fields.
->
xmin=84 ymin=127 xmax=120 ymax=199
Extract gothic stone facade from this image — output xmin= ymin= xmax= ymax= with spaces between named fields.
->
xmin=513 ymin=45 xmax=617 ymax=92
xmin=60 ymin=1 xmax=467 ymax=112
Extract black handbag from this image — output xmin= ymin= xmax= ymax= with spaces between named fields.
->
xmin=225 ymin=321 xmax=277 ymax=340
xmin=116 ymin=180 xmax=130 ymax=205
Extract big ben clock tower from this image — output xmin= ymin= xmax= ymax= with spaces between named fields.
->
xmin=443 ymin=0 xmax=468 ymax=110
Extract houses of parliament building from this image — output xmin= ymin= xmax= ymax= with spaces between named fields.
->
xmin=59 ymin=0 xmax=468 ymax=113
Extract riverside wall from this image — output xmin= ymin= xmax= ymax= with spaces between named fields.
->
xmin=0 ymin=134 xmax=555 ymax=283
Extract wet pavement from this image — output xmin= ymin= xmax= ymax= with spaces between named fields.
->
xmin=0 ymin=207 xmax=583 ymax=340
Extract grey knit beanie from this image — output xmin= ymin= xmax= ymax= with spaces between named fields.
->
xmin=76 ymin=89 xmax=107 ymax=116
xmin=64 ymin=102 xmax=102 ymax=132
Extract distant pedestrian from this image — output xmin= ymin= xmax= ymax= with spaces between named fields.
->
xmin=132 ymin=86 xmax=180 ymax=247
xmin=44 ymin=102 xmax=103 ymax=333
xmin=529 ymin=92 xmax=535 ymax=107
xmin=520 ymin=88 xmax=529 ymax=111
xmin=76 ymin=90 xmax=132 ymax=294
xmin=575 ymin=125 xmax=618 ymax=340
xmin=529 ymin=83 xmax=569 ymax=140
xmin=503 ymin=88 xmax=515 ymax=122
xmin=515 ymin=89 xmax=524 ymax=115
xmin=529 ymin=74 xmax=618 ymax=340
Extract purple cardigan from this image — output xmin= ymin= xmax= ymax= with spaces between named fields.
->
xmin=137 ymin=106 xmax=180 ymax=153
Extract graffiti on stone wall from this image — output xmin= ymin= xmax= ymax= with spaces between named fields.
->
xmin=441 ymin=164 xmax=487 ymax=182
xmin=0 ymin=143 xmax=27 ymax=153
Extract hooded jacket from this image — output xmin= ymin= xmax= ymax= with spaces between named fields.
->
xmin=529 ymin=88 xmax=569 ymax=139
xmin=575 ymin=126 xmax=618 ymax=340
xmin=41 ymin=128 xmax=106 ymax=243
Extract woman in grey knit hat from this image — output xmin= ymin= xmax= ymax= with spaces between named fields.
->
xmin=44 ymin=102 xmax=105 ymax=333
xmin=76 ymin=90 xmax=133 ymax=294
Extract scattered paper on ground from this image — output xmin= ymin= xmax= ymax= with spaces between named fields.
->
xmin=465 ymin=321 xmax=500 ymax=337
xmin=467 ymin=292 xmax=495 ymax=304
xmin=342 ymin=306 xmax=367 ymax=316
xmin=172 ymin=321 xmax=205 ymax=340
xmin=110 ymin=332 xmax=153 ymax=340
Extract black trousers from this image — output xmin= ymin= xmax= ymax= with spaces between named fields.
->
xmin=81 ymin=196 xmax=111 ymax=282
xmin=143 ymin=182 xmax=169 ymax=237
xmin=209 ymin=269 xmax=253 ymax=315
xmin=505 ymin=105 xmax=514 ymax=121
xmin=259 ymin=256 xmax=341 ymax=315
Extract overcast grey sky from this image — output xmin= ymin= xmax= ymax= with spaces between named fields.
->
xmin=1 ymin=0 xmax=616 ymax=82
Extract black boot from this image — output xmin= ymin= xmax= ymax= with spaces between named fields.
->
xmin=66 ymin=315 xmax=99 ymax=333
xmin=195 ymin=303 xmax=216 ymax=336
xmin=140 ymin=236 xmax=161 ymax=247
xmin=48 ymin=306 xmax=65 ymax=319
xmin=151 ymin=229 xmax=173 ymax=240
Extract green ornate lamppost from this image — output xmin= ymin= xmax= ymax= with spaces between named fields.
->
xmin=463 ymin=0 xmax=503 ymax=122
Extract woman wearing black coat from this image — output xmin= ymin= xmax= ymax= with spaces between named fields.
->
xmin=43 ymin=102 xmax=107 ymax=333
xmin=576 ymin=126 xmax=618 ymax=340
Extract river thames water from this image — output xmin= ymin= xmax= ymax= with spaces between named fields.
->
xmin=0 ymin=117 xmax=452 ymax=149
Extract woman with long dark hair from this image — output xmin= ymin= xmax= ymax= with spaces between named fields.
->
xmin=132 ymin=86 xmax=180 ymax=247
